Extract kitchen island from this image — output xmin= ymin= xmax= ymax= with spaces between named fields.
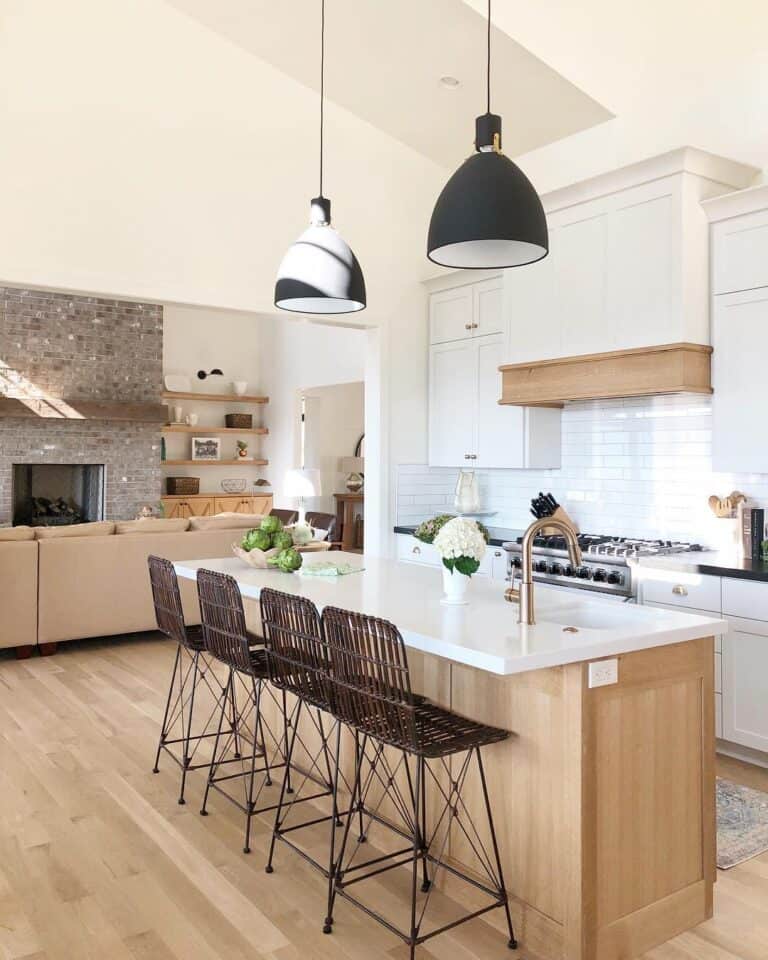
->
xmin=176 ymin=553 xmax=727 ymax=960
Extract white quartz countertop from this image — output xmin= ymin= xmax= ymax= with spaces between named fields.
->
xmin=175 ymin=553 xmax=727 ymax=676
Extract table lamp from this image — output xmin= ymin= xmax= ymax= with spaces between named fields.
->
xmin=284 ymin=468 xmax=321 ymax=524
xmin=339 ymin=456 xmax=364 ymax=494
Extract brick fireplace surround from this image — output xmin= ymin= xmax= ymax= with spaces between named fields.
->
xmin=0 ymin=287 xmax=163 ymax=524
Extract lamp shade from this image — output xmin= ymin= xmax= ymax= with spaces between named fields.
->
xmin=427 ymin=149 xmax=548 ymax=269
xmin=284 ymin=467 xmax=322 ymax=499
xmin=339 ymin=456 xmax=364 ymax=474
xmin=275 ymin=198 xmax=366 ymax=314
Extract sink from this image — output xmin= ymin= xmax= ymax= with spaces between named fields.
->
xmin=539 ymin=603 xmax=633 ymax=632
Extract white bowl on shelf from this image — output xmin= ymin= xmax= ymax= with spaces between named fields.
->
xmin=221 ymin=478 xmax=247 ymax=493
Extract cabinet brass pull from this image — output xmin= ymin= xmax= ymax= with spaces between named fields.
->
xmin=672 ymin=585 xmax=688 ymax=596
xmin=412 ymin=546 xmax=421 ymax=555
xmin=494 ymin=551 xmax=502 ymax=557
xmin=471 ymin=322 xmax=479 ymax=329
xmin=465 ymin=323 xmax=472 ymax=330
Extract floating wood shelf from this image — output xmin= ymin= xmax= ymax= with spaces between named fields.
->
xmin=162 ymin=491 xmax=272 ymax=499
xmin=0 ymin=397 xmax=168 ymax=422
xmin=163 ymin=459 xmax=269 ymax=467
xmin=499 ymin=342 xmax=713 ymax=406
xmin=162 ymin=425 xmax=268 ymax=435
xmin=162 ymin=391 xmax=269 ymax=404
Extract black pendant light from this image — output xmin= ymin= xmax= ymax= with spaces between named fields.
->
xmin=427 ymin=0 xmax=548 ymax=269
xmin=274 ymin=0 xmax=366 ymax=314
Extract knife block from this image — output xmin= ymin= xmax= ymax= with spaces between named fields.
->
xmin=541 ymin=506 xmax=580 ymax=536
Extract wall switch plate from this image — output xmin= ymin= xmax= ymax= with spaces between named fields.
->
xmin=588 ymin=658 xmax=619 ymax=688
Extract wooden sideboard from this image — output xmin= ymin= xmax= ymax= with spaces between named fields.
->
xmin=333 ymin=493 xmax=364 ymax=552
xmin=161 ymin=494 xmax=272 ymax=520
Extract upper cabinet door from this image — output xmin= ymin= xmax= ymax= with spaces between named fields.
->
xmin=605 ymin=188 xmax=676 ymax=350
xmin=712 ymin=288 xmax=768 ymax=473
xmin=428 ymin=340 xmax=477 ymax=467
xmin=713 ymin=209 xmax=768 ymax=295
xmin=475 ymin=334 xmax=525 ymax=468
xmin=429 ymin=285 xmax=474 ymax=344
xmin=552 ymin=208 xmax=607 ymax=358
xmin=472 ymin=277 xmax=504 ymax=338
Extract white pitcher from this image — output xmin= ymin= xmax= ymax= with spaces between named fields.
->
xmin=454 ymin=470 xmax=480 ymax=514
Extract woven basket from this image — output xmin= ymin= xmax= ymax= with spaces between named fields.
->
xmin=166 ymin=476 xmax=200 ymax=495
xmin=225 ymin=413 xmax=253 ymax=429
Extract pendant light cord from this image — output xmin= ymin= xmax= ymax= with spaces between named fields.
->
xmin=319 ymin=0 xmax=325 ymax=198
xmin=486 ymin=0 xmax=491 ymax=114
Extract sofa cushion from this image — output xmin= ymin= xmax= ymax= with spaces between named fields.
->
xmin=0 ymin=525 xmax=35 ymax=541
xmin=0 ymin=541 xmax=38 ymax=648
xmin=189 ymin=513 xmax=267 ymax=532
xmin=116 ymin=518 xmax=190 ymax=534
xmin=35 ymin=521 xmax=116 ymax=539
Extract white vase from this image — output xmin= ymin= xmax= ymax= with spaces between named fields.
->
xmin=441 ymin=565 xmax=470 ymax=605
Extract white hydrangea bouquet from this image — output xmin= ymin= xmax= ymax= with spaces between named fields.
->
xmin=432 ymin=516 xmax=488 ymax=604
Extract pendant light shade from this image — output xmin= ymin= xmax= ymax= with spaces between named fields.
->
xmin=275 ymin=198 xmax=366 ymax=313
xmin=274 ymin=1 xmax=366 ymax=314
xmin=427 ymin=2 xmax=548 ymax=270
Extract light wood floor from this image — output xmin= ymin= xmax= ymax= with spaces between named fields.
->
xmin=1 ymin=634 xmax=767 ymax=960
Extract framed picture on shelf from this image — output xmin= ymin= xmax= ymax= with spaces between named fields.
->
xmin=191 ymin=437 xmax=221 ymax=461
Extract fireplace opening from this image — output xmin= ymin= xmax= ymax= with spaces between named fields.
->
xmin=12 ymin=464 xmax=105 ymax=526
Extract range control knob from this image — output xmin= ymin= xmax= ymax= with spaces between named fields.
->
xmin=550 ymin=562 xmax=563 ymax=575
xmin=535 ymin=560 xmax=549 ymax=573
xmin=563 ymin=564 xmax=573 ymax=577
xmin=577 ymin=567 xmax=593 ymax=579
xmin=592 ymin=568 xmax=607 ymax=583
xmin=607 ymin=571 xmax=623 ymax=585
xmin=511 ymin=557 xmax=522 ymax=569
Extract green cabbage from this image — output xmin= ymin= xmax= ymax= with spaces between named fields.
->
xmin=241 ymin=528 xmax=272 ymax=552
xmin=272 ymin=530 xmax=293 ymax=552
xmin=260 ymin=515 xmax=283 ymax=535
xmin=267 ymin=547 xmax=303 ymax=572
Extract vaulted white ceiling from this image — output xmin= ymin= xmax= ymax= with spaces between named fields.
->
xmin=164 ymin=0 xmax=612 ymax=168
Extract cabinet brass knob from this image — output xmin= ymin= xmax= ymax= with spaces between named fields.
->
xmin=672 ymin=584 xmax=688 ymax=596
xmin=412 ymin=546 xmax=421 ymax=555
xmin=465 ymin=323 xmax=472 ymax=330
xmin=494 ymin=551 xmax=502 ymax=557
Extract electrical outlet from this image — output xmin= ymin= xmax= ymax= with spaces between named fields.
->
xmin=588 ymin=658 xmax=618 ymax=688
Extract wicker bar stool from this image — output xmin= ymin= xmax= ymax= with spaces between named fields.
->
xmin=260 ymin=588 xmax=357 ymax=933
xmin=196 ymin=569 xmax=329 ymax=855
xmin=148 ymin=555 xmax=232 ymax=805
xmin=322 ymin=606 xmax=517 ymax=958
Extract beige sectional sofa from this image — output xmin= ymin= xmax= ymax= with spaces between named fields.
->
xmin=0 ymin=513 xmax=270 ymax=655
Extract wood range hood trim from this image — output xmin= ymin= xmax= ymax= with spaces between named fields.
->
xmin=499 ymin=342 xmax=713 ymax=406
xmin=0 ymin=396 xmax=168 ymax=422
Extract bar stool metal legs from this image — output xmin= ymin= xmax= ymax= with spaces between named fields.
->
xmin=322 ymin=605 xmax=517 ymax=956
xmin=148 ymin=555 xmax=231 ymax=805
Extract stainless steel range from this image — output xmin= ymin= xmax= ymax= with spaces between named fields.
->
xmin=502 ymin=534 xmax=704 ymax=600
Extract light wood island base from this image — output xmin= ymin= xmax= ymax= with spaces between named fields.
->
xmin=410 ymin=635 xmax=716 ymax=960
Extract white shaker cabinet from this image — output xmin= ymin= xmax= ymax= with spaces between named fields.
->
xmin=711 ymin=204 xmax=768 ymax=295
xmin=429 ymin=332 xmax=561 ymax=469
xmin=712 ymin=288 xmax=768 ymax=473
xmin=429 ymin=276 xmax=503 ymax=345
xmin=721 ymin=618 xmax=768 ymax=753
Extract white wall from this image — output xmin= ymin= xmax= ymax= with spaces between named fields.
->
xmin=303 ymin=381 xmax=364 ymax=514
xmin=161 ymin=304 xmax=268 ymax=493
xmin=258 ymin=316 xmax=367 ymax=515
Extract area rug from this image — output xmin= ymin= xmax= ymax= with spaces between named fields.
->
xmin=717 ymin=777 xmax=768 ymax=869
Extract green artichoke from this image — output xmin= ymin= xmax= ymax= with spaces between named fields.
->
xmin=260 ymin=514 xmax=283 ymax=535
xmin=272 ymin=530 xmax=293 ymax=552
xmin=241 ymin=527 xmax=272 ymax=552
xmin=268 ymin=547 xmax=303 ymax=573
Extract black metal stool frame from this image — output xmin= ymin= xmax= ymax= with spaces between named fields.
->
xmin=148 ymin=555 xmax=236 ymax=805
xmin=196 ymin=569 xmax=331 ymax=854
xmin=322 ymin=605 xmax=517 ymax=958
xmin=260 ymin=587 xmax=366 ymax=936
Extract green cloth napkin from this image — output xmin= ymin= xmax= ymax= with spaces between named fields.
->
xmin=300 ymin=561 xmax=365 ymax=577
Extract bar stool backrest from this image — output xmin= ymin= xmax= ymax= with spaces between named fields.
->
xmin=196 ymin=568 xmax=253 ymax=673
xmin=148 ymin=555 xmax=193 ymax=649
xmin=260 ymin=588 xmax=330 ymax=710
xmin=322 ymin=606 xmax=418 ymax=752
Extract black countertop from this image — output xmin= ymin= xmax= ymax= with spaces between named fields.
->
xmin=633 ymin=551 xmax=768 ymax=584
xmin=394 ymin=525 xmax=524 ymax=547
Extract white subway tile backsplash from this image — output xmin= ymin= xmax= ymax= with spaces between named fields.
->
xmin=396 ymin=395 xmax=768 ymax=544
